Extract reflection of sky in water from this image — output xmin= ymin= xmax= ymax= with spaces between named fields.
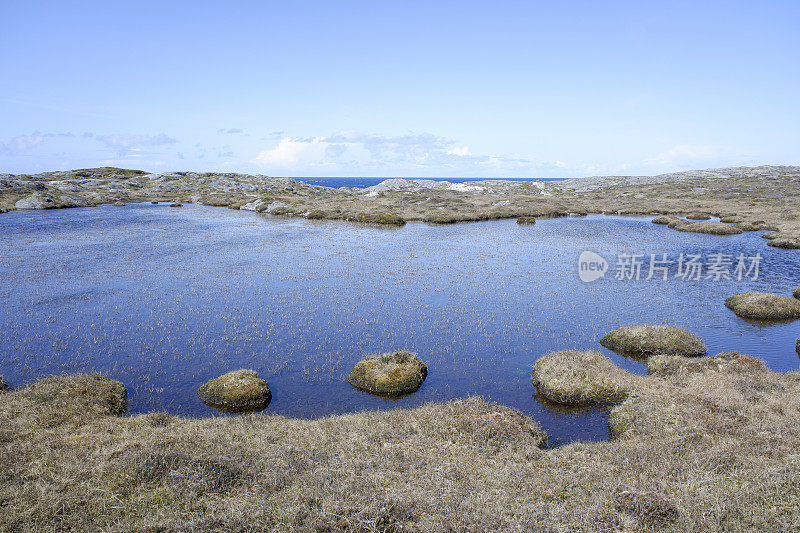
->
xmin=1 ymin=204 xmax=799 ymax=446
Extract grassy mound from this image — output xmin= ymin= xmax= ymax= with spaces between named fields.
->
xmin=724 ymin=292 xmax=800 ymax=320
xmin=306 ymin=209 xmax=327 ymax=220
xmin=169 ymin=202 xmax=183 ymax=207
xmin=197 ymin=370 xmax=272 ymax=413
xmin=685 ymin=212 xmax=711 ymax=220
xmin=600 ymin=325 xmax=707 ymax=357
xmin=347 ymin=212 xmax=406 ymax=226
xmin=651 ymin=215 xmax=680 ymax=225
xmin=531 ymin=350 xmax=636 ymax=405
xmin=674 ymin=221 xmax=743 ymax=235
xmin=348 ymin=350 xmax=427 ymax=397
xmin=795 ymin=285 xmax=800 ymax=299
xmin=516 ymin=216 xmax=537 ymax=225
xmin=647 ymin=352 xmax=765 ymax=376
xmin=768 ymin=237 xmax=800 ymax=249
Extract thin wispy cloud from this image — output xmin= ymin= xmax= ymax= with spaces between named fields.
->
xmin=93 ymin=133 xmax=178 ymax=156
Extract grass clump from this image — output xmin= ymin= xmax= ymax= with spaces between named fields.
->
xmin=795 ymin=285 xmax=800 ymax=299
xmin=348 ymin=350 xmax=427 ymax=397
xmin=647 ymin=352 xmax=765 ymax=376
xmin=306 ymin=209 xmax=327 ymax=220
xmin=197 ymin=369 xmax=272 ymax=413
xmin=516 ymin=216 xmax=537 ymax=225
xmin=348 ymin=212 xmax=406 ymax=226
xmin=169 ymin=202 xmax=183 ymax=207
xmin=0 ymin=376 xmax=7 ymax=392
xmin=651 ymin=215 xmax=680 ymax=225
xmin=768 ymin=237 xmax=800 ymax=249
xmin=531 ymin=350 xmax=636 ymax=405
xmin=725 ymin=292 xmax=800 ymax=320
xmin=685 ymin=212 xmax=711 ymax=220
xmin=600 ymin=325 xmax=707 ymax=357
xmin=674 ymin=221 xmax=743 ymax=235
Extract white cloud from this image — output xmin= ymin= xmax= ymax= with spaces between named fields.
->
xmin=94 ymin=133 xmax=178 ymax=156
xmin=254 ymin=137 xmax=334 ymax=167
xmin=447 ymin=146 xmax=471 ymax=157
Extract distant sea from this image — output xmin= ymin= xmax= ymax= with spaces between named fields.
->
xmin=280 ymin=177 xmax=569 ymax=189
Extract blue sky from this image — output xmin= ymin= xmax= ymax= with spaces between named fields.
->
xmin=1 ymin=1 xmax=798 ymax=177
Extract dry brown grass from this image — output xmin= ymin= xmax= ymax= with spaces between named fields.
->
xmin=5 ymin=359 xmax=800 ymax=532
xmin=4 ymin=361 xmax=800 ymax=531
xmin=600 ymin=325 xmax=708 ymax=357
xmin=725 ymin=292 xmax=800 ymax=320
xmin=673 ymin=221 xmax=743 ymax=235
xmin=531 ymin=350 xmax=637 ymax=405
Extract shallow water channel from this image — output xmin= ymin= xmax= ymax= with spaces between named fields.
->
xmin=1 ymin=203 xmax=798 ymax=445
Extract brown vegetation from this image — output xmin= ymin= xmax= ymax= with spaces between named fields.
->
xmin=600 ymin=325 xmax=708 ymax=357
xmin=531 ymin=350 xmax=636 ymax=405
xmin=724 ymin=292 xmax=800 ymax=320
xmin=348 ymin=350 xmax=427 ymax=397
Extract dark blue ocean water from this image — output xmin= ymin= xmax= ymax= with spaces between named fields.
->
xmin=283 ymin=177 xmax=568 ymax=189
xmin=1 ymin=204 xmax=799 ymax=446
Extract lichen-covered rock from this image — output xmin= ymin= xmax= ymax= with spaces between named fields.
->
xmin=531 ymin=350 xmax=635 ymax=405
xmin=673 ymin=221 xmax=743 ymax=235
xmin=647 ymin=352 xmax=765 ymax=376
xmin=516 ymin=216 xmax=536 ymax=225
xmin=600 ymin=325 xmax=707 ymax=357
xmin=197 ymin=370 xmax=272 ymax=412
xmin=348 ymin=351 xmax=427 ymax=397
xmin=724 ymin=292 xmax=800 ymax=320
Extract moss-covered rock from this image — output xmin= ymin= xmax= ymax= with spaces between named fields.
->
xmin=673 ymin=221 xmax=743 ymax=235
xmin=647 ymin=352 xmax=765 ymax=376
xmin=531 ymin=350 xmax=635 ymax=405
xmin=651 ymin=215 xmax=680 ymax=225
xmin=197 ymin=370 xmax=272 ymax=413
xmin=307 ymin=209 xmax=327 ymax=220
xmin=724 ymin=292 xmax=800 ymax=320
xmin=516 ymin=216 xmax=536 ymax=225
xmin=113 ymin=201 xmax=126 ymax=207
xmin=600 ymin=325 xmax=707 ymax=357
xmin=348 ymin=351 xmax=427 ymax=397
xmin=685 ymin=213 xmax=711 ymax=220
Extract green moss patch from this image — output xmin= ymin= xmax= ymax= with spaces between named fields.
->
xmin=348 ymin=351 xmax=427 ymax=397
xmin=531 ymin=350 xmax=635 ymax=405
xmin=516 ymin=216 xmax=537 ymax=225
xmin=197 ymin=369 xmax=272 ymax=413
xmin=724 ymin=292 xmax=800 ymax=320
xmin=600 ymin=325 xmax=707 ymax=357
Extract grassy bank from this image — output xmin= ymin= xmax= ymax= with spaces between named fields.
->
xmin=3 ymin=360 xmax=800 ymax=531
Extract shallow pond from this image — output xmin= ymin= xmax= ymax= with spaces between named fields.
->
xmin=1 ymin=204 xmax=799 ymax=445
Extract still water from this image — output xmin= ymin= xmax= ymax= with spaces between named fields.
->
xmin=1 ymin=204 xmax=798 ymax=445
